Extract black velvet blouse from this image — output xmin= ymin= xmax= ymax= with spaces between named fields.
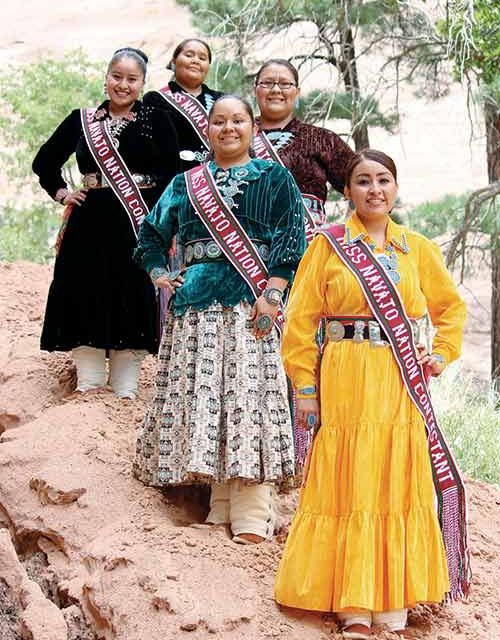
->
xmin=32 ymin=100 xmax=180 ymax=199
xmin=143 ymin=80 xmax=223 ymax=172
xmin=31 ymin=100 xmax=180 ymax=354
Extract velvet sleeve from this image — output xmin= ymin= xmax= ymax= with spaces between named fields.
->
xmin=149 ymin=106 xmax=180 ymax=188
xmin=135 ymin=175 xmax=184 ymax=273
xmin=267 ymin=166 xmax=307 ymax=281
xmin=143 ymin=90 xmax=168 ymax=111
xmin=32 ymin=109 xmax=81 ymax=199
xmin=320 ymin=130 xmax=355 ymax=195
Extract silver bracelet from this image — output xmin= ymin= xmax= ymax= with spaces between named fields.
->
xmin=149 ymin=267 xmax=170 ymax=283
xmin=296 ymin=385 xmax=317 ymax=397
xmin=262 ymin=287 xmax=283 ymax=307
xmin=54 ymin=188 xmax=69 ymax=204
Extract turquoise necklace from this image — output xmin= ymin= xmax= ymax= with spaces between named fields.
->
xmin=370 ymin=243 xmax=401 ymax=284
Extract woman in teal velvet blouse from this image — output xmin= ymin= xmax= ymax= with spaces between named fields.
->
xmin=133 ymin=95 xmax=306 ymax=545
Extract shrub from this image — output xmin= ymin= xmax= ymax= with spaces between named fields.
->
xmin=431 ymin=365 xmax=500 ymax=485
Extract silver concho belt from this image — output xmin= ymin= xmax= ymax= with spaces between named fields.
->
xmin=82 ymin=172 xmax=157 ymax=189
xmin=184 ymin=238 xmax=270 ymax=266
xmin=325 ymin=316 xmax=425 ymax=348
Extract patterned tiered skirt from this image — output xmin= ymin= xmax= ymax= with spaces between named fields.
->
xmin=134 ymin=303 xmax=295 ymax=486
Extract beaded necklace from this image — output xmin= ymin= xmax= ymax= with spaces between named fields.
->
xmin=214 ymin=166 xmax=249 ymax=210
xmin=368 ymin=241 xmax=401 ymax=284
xmin=93 ymin=107 xmax=136 ymax=148
xmin=376 ymin=244 xmax=401 ymax=284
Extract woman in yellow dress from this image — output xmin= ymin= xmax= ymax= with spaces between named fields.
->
xmin=275 ymin=149 xmax=468 ymax=638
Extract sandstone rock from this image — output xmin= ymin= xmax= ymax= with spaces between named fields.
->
xmin=0 ymin=260 xmax=498 ymax=640
xmin=0 ymin=578 xmax=21 ymax=640
xmin=0 ymin=530 xmax=67 ymax=640
xmin=152 ymin=588 xmax=175 ymax=613
xmin=30 ymin=474 xmax=86 ymax=506
xmin=14 ymin=521 xmax=65 ymax=554
xmin=81 ymin=582 xmax=115 ymax=640
xmin=62 ymin=604 xmax=97 ymax=640
xmin=0 ymin=412 xmax=20 ymax=434
xmin=179 ymin=620 xmax=199 ymax=631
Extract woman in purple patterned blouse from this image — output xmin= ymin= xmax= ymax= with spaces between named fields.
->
xmin=254 ymin=59 xmax=355 ymax=225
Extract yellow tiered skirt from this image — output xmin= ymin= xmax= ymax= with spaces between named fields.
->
xmin=275 ymin=339 xmax=450 ymax=612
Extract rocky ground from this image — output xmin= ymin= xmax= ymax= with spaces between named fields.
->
xmin=0 ymin=260 xmax=499 ymax=640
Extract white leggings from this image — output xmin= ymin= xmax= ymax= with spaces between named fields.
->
xmin=207 ymin=481 xmax=276 ymax=539
xmin=337 ymin=609 xmax=408 ymax=631
xmin=72 ymin=346 xmax=147 ymax=398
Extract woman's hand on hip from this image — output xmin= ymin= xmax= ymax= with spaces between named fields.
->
xmin=415 ymin=343 xmax=445 ymax=377
xmin=296 ymin=397 xmax=321 ymax=431
xmin=249 ymin=295 xmax=278 ymax=340
xmin=63 ymin=189 xmax=88 ymax=206
xmin=154 ymin=273 xmax=185 ymax=294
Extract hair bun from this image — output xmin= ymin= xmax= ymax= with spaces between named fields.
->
xmin=113 ymin=47 xmax=149 ymax=65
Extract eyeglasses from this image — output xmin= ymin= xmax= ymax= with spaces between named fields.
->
xmin=256 ymin=80 xmax=297 ymax=91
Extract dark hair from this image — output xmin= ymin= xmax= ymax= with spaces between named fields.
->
xmin=167 ymin=38 xmax=213 ymax=70
xmin=108 ymin=47 xmax=148 ymax=79
xmin=207 ymin=94 xmax=256 ymax=158
xmin=208 ymin=94 xmax=255 ymax=126
xmin=344 ymin=149 xmax=398 ymax=187
xmin=255 ymin=58 xmax=299 ymax=86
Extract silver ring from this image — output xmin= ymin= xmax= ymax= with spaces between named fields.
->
xmin=256 ymin=315 xmax=272 ymax=331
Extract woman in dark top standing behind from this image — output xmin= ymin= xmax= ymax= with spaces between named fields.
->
xmin=32 ymin=47 xmax=180 ymax=399
xmin=254 ymin=59 xmax=355 ymax=227
xmin=143 ymin=38 xmax=222 ymax=172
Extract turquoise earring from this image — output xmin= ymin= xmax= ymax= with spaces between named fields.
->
xmin=294 ymin=98 xmax=300 ymax=110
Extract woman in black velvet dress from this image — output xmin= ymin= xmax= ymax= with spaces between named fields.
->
xmin=32 ymin=47 xmax=179 ymax=399
xmin=143 ymin=38 xmax=222 ymax=172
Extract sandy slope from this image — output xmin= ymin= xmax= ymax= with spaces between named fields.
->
xmin=0 ymin=260 xmax=499 ymax=640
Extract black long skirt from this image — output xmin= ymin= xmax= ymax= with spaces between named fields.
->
xmin=41 ymin=188 xmax=160 ymax=353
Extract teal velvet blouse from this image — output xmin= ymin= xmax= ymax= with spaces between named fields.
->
xmin=135 ymin=158 xmax=307 ymax=316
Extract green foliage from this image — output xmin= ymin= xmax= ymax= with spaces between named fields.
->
xmin=0 ymin=51 xmax=104 ymax=263
xmin=406 ymin=193 xmax=469 ymax=238
xmin=206 ymin=59 xmax=399 ymax=129
xmin=176 ymin=0 xmax=423 ymax=138
xmin=178 ymin=0 xmax=406 ymax=36
xmin=0 ymin=50 xmax=103 ymax=182
xmin=406 ymin=192 xmax=495 ymax=239
xmin=297 ymin=90 xmax=399 ymax=131
xmin=0 ymin=202 xmax=59 ymax=264
xmin=207 ymin=58 xmax=255 ymax=95
xmin=440 ymin=0 xmax=500 ymax=86
xmin=432 ymin=366 xmax=500 ymax=484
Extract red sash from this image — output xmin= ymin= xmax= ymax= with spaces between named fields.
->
xmin=156 ymin=87 xmax=209 ymax=149
xmin=254 ymin=131 xmax=320 ymax=243
xmin=184 ymin=164 xmax=283 ymax=332
xmin=320 ymin=223 xmax=470 ymax=600
xmin=80 ymin=108 xmax=149 ymax=237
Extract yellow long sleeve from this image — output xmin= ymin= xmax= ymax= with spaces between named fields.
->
xmin=417 ymin=238 xmax=467 ymax=365
xmin=282 ymin=218 xmax=467 ymax=386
